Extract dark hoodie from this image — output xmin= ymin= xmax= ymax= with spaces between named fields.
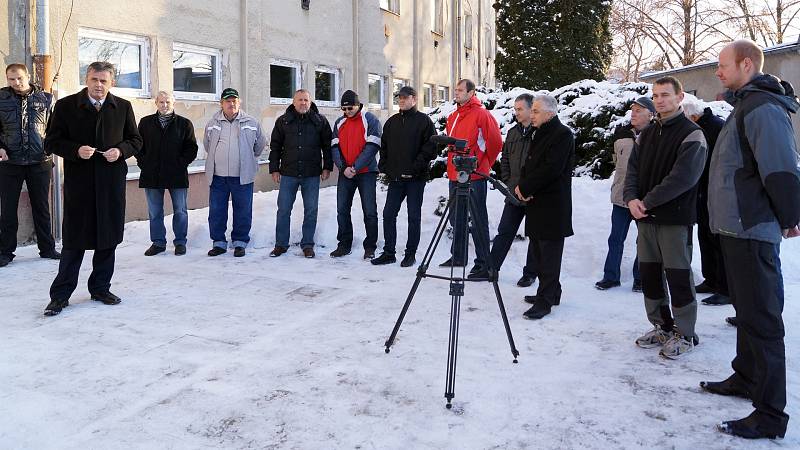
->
xmin=269 ymin=102 xmax=333 ymax=177
xmin=708 ymin=74 xmax=800 ymax=243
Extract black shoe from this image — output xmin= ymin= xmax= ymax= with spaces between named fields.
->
xmin=595 ymin=279 xmax=621 ymax=290
xmin=717 ymin=412 xmax=785 ymax=439
xmin=632 ymin=279 xmax=643 ymax=293
xmin=363 ymin=248 xmax=376 ymax=260
xmin=467 ymin=268 xmax=489 ymax=279
xmin=144 ymin=244 xmax=166 ymax=256
xmin=700 ymin=375 xmax=751 ymax=400
xmin=270 ymin=246 xmax=288 ymax=257
xmin=438 ymin=257 xmax=467 ymax=267
xmin=371 ymin=253 xmax=396 ymax=265
xmin=234 ymin=246 xmax=246 ymax=257
xmin=524 ymin=295 xmax=538 ymax=305
xmin=702 ymin=293 xmax=731 ymax=306
xmin=330 ymin=246 xmax=351 ymax=258
xmin=40 ymin=250 xmax=61 ymax=260
xmin=92 ymin=291 xmax=121 ymax=305
xmin=0 ymin=254 xmax=13 ymax=267
xmin=523 ymin=298 xmax=552 ymax=320
xmin=44 ymin=299 xmax=69 ymax=316
xmin=726 ymin=316 xmax=738 ymax=327
xmin=208 ymin=247 xmax=227 ymax=257
xmin=695 ymin=281 xmax=716 ymax=294
xmin=175 ymin=244 xmax=186 ymax=256
xmin=517 ymin=275 xmax=535 ymax=287
xmin=400 ymin=253 xmax=416 ymax=267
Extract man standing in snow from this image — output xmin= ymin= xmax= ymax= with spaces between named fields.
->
xmin=594 ymin=97 xmax=654 ymax=292
xmin=623 ymin=76 xmax=707 ymax=359
xmin=700 ymin=40 xmax=799 ymax=440
xmin=440 ymin=79 xmax=502 ymax=276
xmin=330 ymin=90 xmax=381 ymax=259
xmin=514 ymin=95 xmax=574 ymax=320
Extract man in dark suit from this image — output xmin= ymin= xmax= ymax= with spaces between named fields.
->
xmin=515 ymin=94 xmax=575 ymax=320
xmin=43 ymin=61 xmax=142 ymax=316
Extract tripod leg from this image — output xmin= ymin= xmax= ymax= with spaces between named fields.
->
xmin=444 ymin=289 xmax=462 ymax=409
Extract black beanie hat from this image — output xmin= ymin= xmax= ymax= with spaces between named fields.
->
xmin=340 ymin=90 xmax=361 ymax=107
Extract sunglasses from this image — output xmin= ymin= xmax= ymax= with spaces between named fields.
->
xmin=341 ymin=106 xmax=356 ymax=111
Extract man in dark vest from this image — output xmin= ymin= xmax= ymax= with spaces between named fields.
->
xmin=43 ymin=61 xmax=142 ymax=316
xmin=624 ymin=76 xmax=707 ymax=359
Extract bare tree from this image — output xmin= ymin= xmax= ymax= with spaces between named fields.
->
xmin=707 ymin=1 xmax=800 ymax=46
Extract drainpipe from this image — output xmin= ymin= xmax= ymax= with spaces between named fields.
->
xmin=240 ymin=0 xmax=248 ymax=111
xmin=352 ymin=0 xmax=359 ymax=91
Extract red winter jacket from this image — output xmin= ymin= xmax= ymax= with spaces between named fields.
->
xmin=444 ymin=95 xmax=503 ymax=181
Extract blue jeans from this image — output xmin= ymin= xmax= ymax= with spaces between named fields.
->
xmin=489 ymin=202 xmax=536 ymax=277
xmin=336 ymin=172 xmax=378 ymax=250
xmin=208 ymin=175 xmax=253 ymax=249
xmin=448 ymin=179 xmax=490 ymax=267
xmin=382 ymin=179 xmax=425 ymax=255
xmin=145 ymin=188 xmax=188 ymax=247
xmin=275 ymin=175 xmax=320 ymax=249
xmin=602 ymin=204 xmax=640 ymax=283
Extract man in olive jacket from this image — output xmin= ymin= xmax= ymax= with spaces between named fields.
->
xmin=43 ymin=61 xmax=143 ymax=316
xmin=136 ymin=91 xmax=198 ymax=257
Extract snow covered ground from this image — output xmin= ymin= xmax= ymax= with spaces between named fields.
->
xmin=1 ymin=177 xmax=797 ymax=449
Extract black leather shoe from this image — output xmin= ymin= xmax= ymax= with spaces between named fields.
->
xmin=208 ymin=247 xmax=227 ymax=257
xmin=371 ymin=253 xmax=396 ymax=265
xmin=174 ymin=244 xmax=187 ymax=256
xmin=40 ymin=250 xmax=62 ymax=260
xmin=234 ymin=246 xmax=246 ymax=257
xmin=700 ymin=376 xmax=751 ymax=400
xmin=144 ymin=244 xmax=166 ymax=256
xmin=695 ymin=281 xmax=716 ymax=294
xmin=595 ymin=279 xmax=621 ymax=290
xmin=92 ymin=291 xmax=121 ymax=305
xmin=467 ymin=268 xmax=489 ymax=279
xmin=400 ymin=253 xmax=416 ymax=267
xmin=44 ymin=299 xmax=69 ymax=316
xmin=330 ymin=246 xmax=351 ymax=258
xmin=632 ymin=279 xmax=643 ymax=292
xmin=726 ymin=316 xmax=738 ymax=327
xmin=517 ymin=275 xmax=535 ymax=287
xmin=717 ymin=413 xmax=785 ymax=439
xmin=702 ymin=293 xmax=732 ymax=306
xmin=438 ymin=257 xmax=467 ymax=267
xmin=524 ymin=295 xmax=538 ymax=304
xmin=523 ymin=298 xmax=552 ymax=320
xmin=0 ymin=254 xmax=13 ymax=267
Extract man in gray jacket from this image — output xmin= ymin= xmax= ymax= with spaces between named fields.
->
xmin=204 ymin=88 xmax=267 ymax=257
xmin=700 ymin=40 xmax=799 ymax=440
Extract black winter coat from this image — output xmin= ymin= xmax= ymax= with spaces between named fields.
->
xmin=0 ymin=85 xmax=52 ymax=165
xmin=269 ymin=103 xmax=333 ymax=177
xmin=695 ymin=107 xmax=724 ymax=197
xmin=44 ymin=89 xmax=142 ymax=250
xmin=135 ymin=113 xmax=198 ymax=189
xmin=518 ymin=116 xmax=575 ymax=239
xmin=379 ymin=106 xmax=437 ymax=181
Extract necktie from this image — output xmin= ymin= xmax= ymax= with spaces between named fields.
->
xmin=94 ymin=101 xmax=102 ymax=112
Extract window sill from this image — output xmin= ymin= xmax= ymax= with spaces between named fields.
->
xmin=380 ymin=8 xmax=400 ymax=17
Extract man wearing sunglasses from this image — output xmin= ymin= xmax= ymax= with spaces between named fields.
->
xmin=330 ymin=90 xmax=382 ymax=259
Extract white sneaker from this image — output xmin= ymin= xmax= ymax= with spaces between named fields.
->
xmin=659 ymin=333 xmax=695 ymax=359
xmin=635 ymin=325 xmax=672 ymax=348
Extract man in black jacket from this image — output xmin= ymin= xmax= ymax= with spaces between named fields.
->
xmin=43 ymin=61 xmax=142 ymax=316
xmin=135 ymin=91 xmax=198 ymax=256
xmin=515 ymin=94 xmax=575 ymax=320
xmin=0 ymin=63 xmax=60 ymax=267
xmin=269 ymin=89 xmax=333 ymax=258
xmin=371 ymin=86 xmax=436 ymax=267
xmin=624 ymin=76 xmax=707 ymax=359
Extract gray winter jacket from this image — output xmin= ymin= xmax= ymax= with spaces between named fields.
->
xmin=203 ymin=109 xmax=268 ymax=185
xmin=708 ymin=74 xmax=800 ymax=244
xmin=610 ymin=125 xmax=640 ymax=207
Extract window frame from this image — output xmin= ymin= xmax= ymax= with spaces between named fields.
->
xmin=379 ymin=0 xmax=400 ymax=15
xmin=269 ymin=58 xmax=303 ymax=105
xmin=464 ymin=14 xmax=473 ymax=49
xmin=77 ymin=27 xmax=150 ymax=98
xmin=437 ymin=85 xmax=450 ymax=104
xmin=423 ymin=83 xmax=434 ymax=110
xmin=172 ymin=42 xmax=223 ymax=101
xmin=432 ymin=0 xmax=445 ymax=35
xmin=314 ymin=65 xmax=341 ymax=107
xmin=368 ymin=73 xmax=385 ymax=109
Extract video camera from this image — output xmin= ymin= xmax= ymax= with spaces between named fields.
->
xmin=431 ymin=135 xmax=476 ymax=182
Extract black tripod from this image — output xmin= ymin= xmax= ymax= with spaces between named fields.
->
xmin=384 ymin=150 xmax=520 ymax=409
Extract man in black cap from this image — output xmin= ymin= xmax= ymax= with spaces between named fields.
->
xmin=330 ymin=90 xmax=382 ymax=259
xmin=595 ymin=96 xmax=654 ymax=292
xmin=371 ymin=86 xmax=436 ymax=267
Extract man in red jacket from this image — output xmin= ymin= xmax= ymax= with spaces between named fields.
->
xmin=440 ymin=79 xmax=502 ymax=276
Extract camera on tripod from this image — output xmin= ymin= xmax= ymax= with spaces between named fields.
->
xmin=431 ymin=135 xmax=476 ymax=183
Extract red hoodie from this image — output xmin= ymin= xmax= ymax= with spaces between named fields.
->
xmin=444 ymin=95 xmax=503 ymax=181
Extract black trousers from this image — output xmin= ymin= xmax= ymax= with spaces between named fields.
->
xmin=720 ymin=236 xmax=788 ymax=434
xmin=49 ymin=247 xmax=116 ymax=301
xmin=697 ymin=198 xmax=728 ymax=295
xmin=0 ymin=162 xmax=56 ymax=257
xmin=530 ymin=237 xmax=564 ymax=305
xmin=489 ymin=201 xmax=537 ymax=278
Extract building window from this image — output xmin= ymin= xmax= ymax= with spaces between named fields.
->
xmin=78 ymin=28 xmax=149 ymax=97
xmin=484 ymin=27 xmax=494 ymax=59
xmin=368 ymin=74 xmax=385 ymax=109
xmin=464 ymin=14 xmax=473 ymax=49
xmin=392 ymin=78 xmax=408 ymax=106
xmin=380 ymin=0 xmax=399 ymax=14
xmin=423 ymin=83 xmax=434 ymax=109
xmin=315 ymin=66 xmax=340 ymax=107
xmin=437 ymin=86 xmax=449 ymax=103
xmin=432 ymin=0 xmax=445 ymax=35
xmin=172 ymin=43 xmax=221 ymax=101
xmin=270 ymin=59 xmax=302 ymax=104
